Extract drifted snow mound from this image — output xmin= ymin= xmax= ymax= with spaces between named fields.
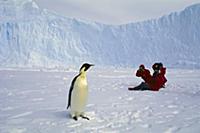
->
xmin=0 ymin=0 xmax=200 ymax=68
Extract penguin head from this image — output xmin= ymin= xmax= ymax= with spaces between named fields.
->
xmin=79 ymin=63 xmax=94 ymax=73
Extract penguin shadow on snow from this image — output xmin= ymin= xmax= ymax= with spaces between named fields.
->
xmin=53 ymin=110 xmax=70 ymax=119
xmin=53 ymin=110 xmax=91 ymax=121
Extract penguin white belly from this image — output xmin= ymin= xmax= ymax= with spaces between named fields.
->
xmin=71 ymin=77 xmax=88 ymax=116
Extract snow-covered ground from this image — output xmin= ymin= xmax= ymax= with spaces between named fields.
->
xmin=1 ymin=68 xmax=200 ymax=133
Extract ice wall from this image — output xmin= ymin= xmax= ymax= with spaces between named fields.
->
xmin=0 ymin=0 xmax=199 ymax=68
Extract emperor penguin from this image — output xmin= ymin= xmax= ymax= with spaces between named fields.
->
xmin=67 ymin=63 xmax=94 ymax=121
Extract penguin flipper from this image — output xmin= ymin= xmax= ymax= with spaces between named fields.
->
xmin=67 ymin=83 xmax=73 ymax=109
xmin=67 ymin=74 xmax=80 ymax=109
xmin=67 ymin=84 xmax=72 ymax=109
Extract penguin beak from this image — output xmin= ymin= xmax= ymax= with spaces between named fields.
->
xmin=85 ymin=64 xmax=94 ymax=71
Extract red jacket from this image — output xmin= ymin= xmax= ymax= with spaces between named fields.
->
xmin=158 ymin=67 xmax=167 ymax=86
xmin=136 ymin=69 xmax=151 ymax=84
xmin=136 ymin=67 xmax=167 ymax=91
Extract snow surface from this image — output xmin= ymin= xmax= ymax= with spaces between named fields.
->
xmin=0 ymin=0 xmax=200 ymax=68
xmin=1 ymin=68 xmax=200 ymax=133
xmin=1 ymin=0 xmax=200 ymax=132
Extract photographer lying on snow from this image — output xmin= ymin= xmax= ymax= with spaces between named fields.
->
xmin=129 ymin=63 xmax=167 ymax=91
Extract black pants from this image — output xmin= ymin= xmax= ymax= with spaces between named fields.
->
xmin=129 ymin=82 xmax=151 ymax=91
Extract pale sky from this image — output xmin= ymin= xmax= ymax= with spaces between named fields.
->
xmin=35 ymin=0 xmax=200 ymax=25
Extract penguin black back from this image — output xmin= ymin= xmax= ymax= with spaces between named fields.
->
xmin=67 ymin=74 xmax=80 ymax=109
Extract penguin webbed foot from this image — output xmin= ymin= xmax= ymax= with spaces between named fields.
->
xmin=80 ymin=115 xmax=90 ymax=120
xmin=73 ymin=116 xmax=78 ymax=121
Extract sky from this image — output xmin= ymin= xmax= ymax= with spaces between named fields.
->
xmin=35 ymin=0 xmax=200 ymax=25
